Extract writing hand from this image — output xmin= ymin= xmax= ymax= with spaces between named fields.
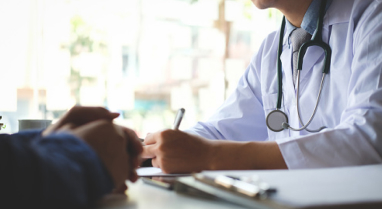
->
xmin=142 ymin=130 xmax=215 ymax=173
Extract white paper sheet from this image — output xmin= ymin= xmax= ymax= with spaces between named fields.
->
xmin=137 ymin=167 xmax=190 ymax=177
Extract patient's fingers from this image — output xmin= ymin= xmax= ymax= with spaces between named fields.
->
xmin=56 ymin=123 xmax=76 ymax=133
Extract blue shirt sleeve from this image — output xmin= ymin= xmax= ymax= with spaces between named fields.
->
xmin=0 ymin=129 xmax=114 ymax=209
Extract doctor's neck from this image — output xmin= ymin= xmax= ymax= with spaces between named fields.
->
xmin=278 ymin=0 xmax=313 ymax=27
xmin=255 ymin=0 xmax=313 ymax=28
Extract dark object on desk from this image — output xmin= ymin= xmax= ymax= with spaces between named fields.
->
xmin=140 ymin=159 xmax=153 ymax=167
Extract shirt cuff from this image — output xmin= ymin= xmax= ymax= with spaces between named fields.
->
xmin=276 ymin=137 xmax=308 ymax=169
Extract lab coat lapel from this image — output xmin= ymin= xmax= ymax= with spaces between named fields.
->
xmin=298 ymin=0 xmax=352 ymax=82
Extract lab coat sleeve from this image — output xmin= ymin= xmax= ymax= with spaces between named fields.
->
xmin=277 ymin=3 xmax=382 ymax=169
xmin=186 ymin=38 xmax=270 ymax=141
xmin=0 ymin=129 xmax=114 ymax=209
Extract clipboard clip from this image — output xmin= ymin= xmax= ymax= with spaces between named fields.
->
xmin=193 ymin=173 xmax=276 ymax=199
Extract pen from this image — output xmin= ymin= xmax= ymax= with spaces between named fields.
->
xmin=139 ymin=108 xmax=185 ymax=143
xmin=172 ymin=108 xmax=185 ymax=130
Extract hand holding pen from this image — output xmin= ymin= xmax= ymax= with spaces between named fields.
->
xmin=142 ymin=107 xmax=218 ymax=173
xmin=140 ymin=108 xmax=185 ymax=167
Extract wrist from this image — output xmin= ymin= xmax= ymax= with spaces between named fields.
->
xmin=206 ymin=140 xmax=220 ymax=170
xmin=206 ymin=140 xmax=250 ymax=170
xmin=206 ymin=140 xmax=287 ymax=170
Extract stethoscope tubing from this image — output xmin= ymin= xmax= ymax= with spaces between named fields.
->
xmin=284 ymin=71 xmax=327 ymax=132
xmin=267 ymin=0 xmax=331 ymax=133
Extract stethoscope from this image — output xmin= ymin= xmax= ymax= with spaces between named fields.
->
xmin=266 ymin=0 xmax=332 ymax=133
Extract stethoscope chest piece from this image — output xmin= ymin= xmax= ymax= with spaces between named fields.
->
xmin=266 ymin=110 xmax=288 ymax=132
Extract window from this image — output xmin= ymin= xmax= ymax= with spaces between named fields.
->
xmin=0 ymin=0 xmax=280 ymax=137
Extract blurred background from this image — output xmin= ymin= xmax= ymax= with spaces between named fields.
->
xmin=0 ymin=0 xmax=281 ymax=137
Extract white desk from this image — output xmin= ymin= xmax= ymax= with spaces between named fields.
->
xmin=97 ymin=178 xmax=246 ymax=209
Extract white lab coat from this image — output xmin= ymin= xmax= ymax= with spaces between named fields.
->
xmin=187 ymin=0 xmax=382 ymax=169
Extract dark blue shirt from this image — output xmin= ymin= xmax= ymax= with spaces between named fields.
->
xmin=0 ymin=129 xmax=114 ymax=209
xmin=285 ymin=0 xmax=333 ymax=43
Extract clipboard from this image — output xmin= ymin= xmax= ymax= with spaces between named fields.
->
xmin=174 ymin=165 xmax=382 ymax=209
xmin=174 ymin=175 xmax=285 ymax=209
xmin=192 ymin=173 xmax=276 ymax=199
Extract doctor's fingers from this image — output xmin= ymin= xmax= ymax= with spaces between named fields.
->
xmin=144 ymin=129 xmax=182 ymax=145
xmin=141 ymin=144 xmax=158 ymax=159
xmin=151 ymin=158 xmax=161 ymax=168
xmin=143 ymin=131 xmax=161 ymax=145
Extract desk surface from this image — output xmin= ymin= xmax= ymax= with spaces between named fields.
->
xmin=98 ymin=164 xmax=382 ymax=209
xmin=97 ymin=178 xmax=246 ymax=209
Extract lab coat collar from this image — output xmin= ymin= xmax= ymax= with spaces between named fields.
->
xmin=281 ymin=0 xmax=353 ymax=83
xmin=281 ymin=0 xmax=352 ymax=45
xmin=325 ymin=0 xmax=353 ymax=27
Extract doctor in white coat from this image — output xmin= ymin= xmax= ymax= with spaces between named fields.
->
xmin=142 ymin=0 xmax=382 ymax=173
